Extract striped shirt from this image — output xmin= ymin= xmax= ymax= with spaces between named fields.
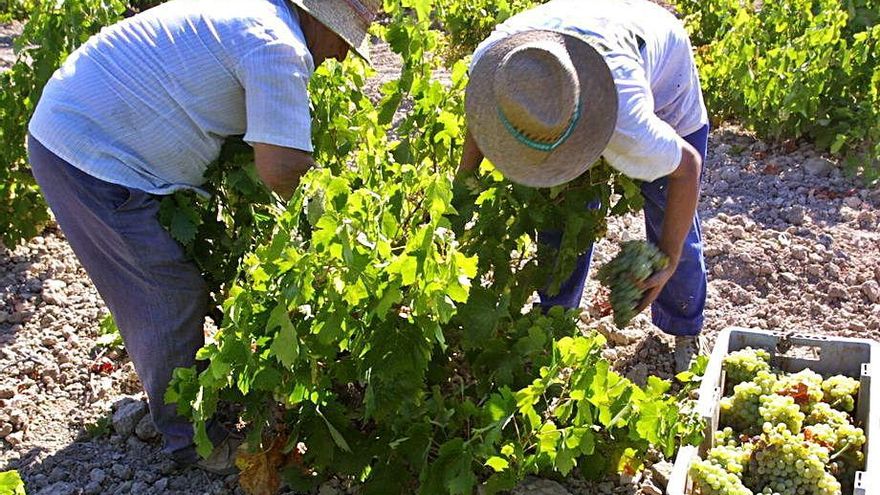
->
xmin=29 ymin=0 xmax=314 ymax=195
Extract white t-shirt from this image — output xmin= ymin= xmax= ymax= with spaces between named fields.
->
xmin=471 ymin=0 xmax=708 ymax=182
xmin=29 ymin=0 xmax=314 ymax=195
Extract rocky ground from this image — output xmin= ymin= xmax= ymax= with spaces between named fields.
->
xmin=2 ymin=22 xmax=879 ymax=495
xmin=0 ymin=21 xmax=19 ymax=69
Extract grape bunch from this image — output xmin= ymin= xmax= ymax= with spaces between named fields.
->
xmin=723 ymin=347 xmax=771 ymax=386
xmin=690 ymin=459 xmax=754 ymax=495
xmin=720 ymin=371 xmax=777 ymax=433
xmin=775 ymin=369 xmax=824 ymax=413
xmin=758 ymin=394 xmax=804 ymax=434
xmin=747 ymin=424 xmax=841 ymax=495
xmin=695 ymin=356 xmax=866 ymax=495
xmin=596 ymin=240 xmax=668 ymax=328
xmin=708 ymin=443 xmax=754 ymax=475
xmin=804 ymin=422 xmax=866 ymax=456
xmin=822 ymin=375 xmax=860 ymax=412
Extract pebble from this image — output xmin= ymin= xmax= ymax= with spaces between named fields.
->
xmin=827 ymin=283 xmax=848 ymax=299
xmin=648 ymin=461 xmax=673 ymax=489
xmin=83 ymin=481 xmax=102 ymax=495
xmin=719 ymin=166 xmax=740 ymax=182
xmin=512 ymin=477 xmax=572 ymax=495
xmin=863 ymin=281 xmax=880 ymax=303
xmin=35 ymin=482 xmax=76 ymax=495
xmin=112 ymin=399 xmax=148 ymax=437
xmin=112 ymin=463 xmax=133 ymax=480
xmin=844 ymin=196 xmax=862 ymax=209
xmin=803 ymin=157 xmax=834 ymax=176
xmin=5 ymin=430 xmax=23 ymax=445
xmin=130 ymin=480 xmax=150 ymax=493
xmin=134 ymin=414 xmax=159 ymax=441
xmin=0 ymin=386 xmax=14 ymax=400
xmin=782 ymin=205 xmax=807 ymax=225
xmin=152 ymin=478 xmax=169 ymax=492
xmin=89 ymin=468 xmax=106 ymax=485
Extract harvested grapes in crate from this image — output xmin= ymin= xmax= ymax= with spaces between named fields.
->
xmin=688 ymin=346 xmax=866 ymax=495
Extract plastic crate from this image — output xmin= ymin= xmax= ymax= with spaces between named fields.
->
xmin=667 ymin=327 xmax=880 ymax=495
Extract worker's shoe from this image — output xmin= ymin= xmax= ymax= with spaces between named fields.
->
xmin=674 ymin=334 xmax=709 ymax=373
xmin=191 ymin=435 xmax=242 ymax=475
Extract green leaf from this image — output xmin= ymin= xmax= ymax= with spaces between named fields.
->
xmin=317 ymin=407 xmax=352 ymax=453
xmin=0 ymin=470 xmax=25 ymax=495
xmin=485 ymin=456 xmax=509 ymax=472
xmin=268 ymin=304 xmax=299 ymax=368
xmin=169 ymin=207 xmax=200 ymax=245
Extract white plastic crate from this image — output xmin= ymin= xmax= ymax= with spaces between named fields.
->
xmin=668 ymin=327 xmax=880 ymax=495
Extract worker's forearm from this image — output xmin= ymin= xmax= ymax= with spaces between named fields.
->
xmin=259 ymin=165 xmax=303 ymax=201
xmin=253 ymin=143 xmax=315 ymax=201
xmin=658 ymin=149 xmax=701 ymax=266
xmin=459 ymin=130 xmax=484 ymax=173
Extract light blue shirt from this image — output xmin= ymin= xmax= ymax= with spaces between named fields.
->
xmin=29 ymin=0 xmax=314 ymax=195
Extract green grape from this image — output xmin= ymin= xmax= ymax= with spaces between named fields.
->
xmin=805 ymin=402 xmax=850 ymax=428
xmin=690 ymin=458 xmax=754 ymax=495
xmin=804 ymin=422 xmax=866 ymax=459
xmin=758 ymin=394 xmax=804 ymax=434
xmin=720 ymin=371 xmax=777 ymax=433
xmin=596 ymin=240 xmax=668 ymax=329
xmin=745 ymin=424 xmax=841 ymax=495
xmin=723 ymin=347 xmax=771 ymax=386
xmin=822 ymin=375 xmax=859 ymax=412
xmin=774 ymin=369 xmax=824 ymax=413
xmin=708 ymin=443 xmax=754 ymax=475
xmin=715 ymin=427 xmax=741 ymax=447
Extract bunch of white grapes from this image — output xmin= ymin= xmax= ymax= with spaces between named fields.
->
xmin=596 ymin=240 xmax=667 ymax=328
xmin=690 ymin=349 xmax=866 ymax=495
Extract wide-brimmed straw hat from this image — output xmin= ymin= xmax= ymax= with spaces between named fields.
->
xmin=289 ymin=0 xmax=380 ymax=63
xmin=466 ymin=30 xmax=618 ymax=187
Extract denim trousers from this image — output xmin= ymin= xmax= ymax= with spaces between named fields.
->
xmin=538 ymin=124 xmax=710 ymax=336
xmin=28 ymin=136 xmax=224 ymax=461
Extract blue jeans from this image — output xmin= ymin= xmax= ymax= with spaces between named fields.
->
xmin=28 ymin=136 xmax=224 ymax=461
xmin=538 ymin=124 xmax=710 ymax=336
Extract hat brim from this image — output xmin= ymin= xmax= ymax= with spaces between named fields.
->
xmin=465 ymin=30 xmax=618 ymax=188
xmin=289 ymin=0 xmax=373 ymax=64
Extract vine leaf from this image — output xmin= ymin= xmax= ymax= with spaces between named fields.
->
xmin=236 ymin=438 xmax=286 ymax=495
xmin=268 ymin=305 xmax=299 ymax=369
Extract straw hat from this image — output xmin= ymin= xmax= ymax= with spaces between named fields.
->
xmin=289 ymin=0 xmax=380 ymax=63
xmin=465 ymin=30 xmax=618 ymax=187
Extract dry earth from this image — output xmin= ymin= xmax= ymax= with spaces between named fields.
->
xmin=0 ymin=21 xmax=19 ymax=69
xmin=1 ymin=23 xmax=879 ymax=495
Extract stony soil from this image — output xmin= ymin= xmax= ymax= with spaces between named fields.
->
xmin=0 ymin=21 xmax=19 ymax=69
xmin=1 ymin=23 xmax=879 ymax=495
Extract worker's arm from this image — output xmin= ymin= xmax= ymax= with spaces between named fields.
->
xmin=636 ymin=140 xmax=702 ymax=312
xmin=252 ymin=143 xmax=316 ymax=200
xmin=458 ymin=128 xmax=484 ymax=174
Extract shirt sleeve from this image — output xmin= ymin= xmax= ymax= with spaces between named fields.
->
xmin=602 ymin=58 xmax=683 ymax=182
xmin=236 ymin=41 xmax=314 ymax=152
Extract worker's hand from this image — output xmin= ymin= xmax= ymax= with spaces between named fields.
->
xmin=635 ymin=261 xmax=678 ymax=313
